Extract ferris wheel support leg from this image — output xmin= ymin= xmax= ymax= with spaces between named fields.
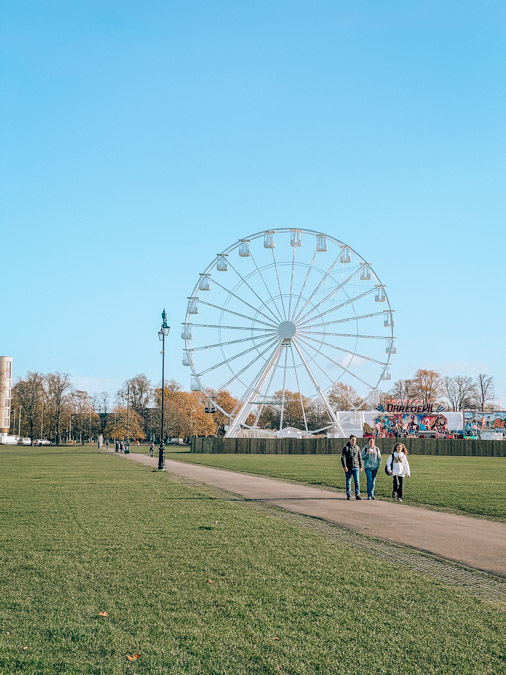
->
xmin=291 ymin=339 xmax=346 ymax=438
xmin=225 ymin=341 xmax=285 ymax=438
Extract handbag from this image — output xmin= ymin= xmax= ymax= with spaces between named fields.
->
xmin=384 ymin=453 xmax=394 ymax=475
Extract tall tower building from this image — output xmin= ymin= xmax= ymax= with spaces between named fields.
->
xmin=0 ymin=356 xmax=13 ymax=434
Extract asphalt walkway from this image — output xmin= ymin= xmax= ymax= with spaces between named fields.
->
xmin=109 ymin=450 xmax=506 ymax=577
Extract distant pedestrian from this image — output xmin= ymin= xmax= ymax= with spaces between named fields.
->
xmin=115 ymin=440 xmax=119 ymax=453
xmin=105 ymin=440 xmax=109 ymax=450
xmin=341 ymin=435 xmax=363 ymax=500
xmin=149 ymin=442 xmax=155 ymax=457
xmin=385 ymin=442 xmax=411 ymax=502
xmin=119 ymin=441 xmax=124 ymax=453
xmin=362 ymin=437 xmax=381 ymax=500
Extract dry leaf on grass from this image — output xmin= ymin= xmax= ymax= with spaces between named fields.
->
xmin=273 ymin=637 xmax=280 ymax=641
xmin=126 ymin=653 xmax=140 ymax=661
xmin=98 ymin=612 xmax=108 ymax=617
xmin=206 ymin=579 xmax=215 ymax=584
xmin=22 ymin=647 xmax=28 ymax=651
xmin=276 ymin=666 xmax=282 ymax=671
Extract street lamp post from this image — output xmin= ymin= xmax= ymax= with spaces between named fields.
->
xmin=125 ymin=383 xmax=130 ymax=453
xmin=158 ymin=309 xmax=170 ymax=470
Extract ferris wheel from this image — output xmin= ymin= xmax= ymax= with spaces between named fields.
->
xmin=182 ymin=228 xmax=396 ymax=438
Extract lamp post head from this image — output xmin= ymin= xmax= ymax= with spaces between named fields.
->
xmin=159 ymin=308 xmax=170 ymax=339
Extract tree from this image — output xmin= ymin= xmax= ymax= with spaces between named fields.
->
xmin=474 ymin=374 xmax=495 ymax=412
xmin=11 ymin=372 xmax=45 ymax=442
xmin=152 ymin=384 xmax=216 ymax=440
xmin=258 ymin=390 xmax=313 ymax=430
xmin=328 ymin=382 xmax=363 ymax=410
xmin=204 ymin=389 xmax=245 ymax=435
xmin=441 ymin=376 xmax=476 ymax=411
xmin=105 ymin=407 xmax=145 ymax=440
xmin=71 ymin=390 xmax=101 ymax=443
xmin=389 ymin=379 xmax=417 ymax=401
xmin=119 ymin=374 xmax=153 ymax=432
xmin=212 ymin=390 xmax=237 ymax=433
xmin=45 ymin=373 xmax=72 ymax=445
xmin=166 ymin=391 xmax=216 ymax=439
xmin=305 ymin=399 xmax=330 ymax=431
xmin=412 ymin=369 xmax=441 ymax=404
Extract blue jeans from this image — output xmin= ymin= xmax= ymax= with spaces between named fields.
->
xmin=365 ymin=467 xmax=379 ymax=498
xmin=345 ymin=468 xmax=360 ymax=496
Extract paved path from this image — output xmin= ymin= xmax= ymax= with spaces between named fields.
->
xmin=110 ymin=451 xmax=506 ymax=577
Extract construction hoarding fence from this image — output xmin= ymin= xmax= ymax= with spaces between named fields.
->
xmin=191 ymin=436 xmax=505 ymax=457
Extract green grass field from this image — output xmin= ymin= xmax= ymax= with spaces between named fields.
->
xmin=0 ymin=446 xmax=504 ymax=674
xmin=164 ymin=452 xmax=506 ymax=521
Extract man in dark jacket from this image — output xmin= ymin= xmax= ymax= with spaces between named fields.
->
xmin=341 ymin=435 xmax=363 ymax=500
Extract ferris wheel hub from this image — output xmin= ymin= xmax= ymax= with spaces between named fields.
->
xmin=278 ymin=320 xmax=297 ymax=339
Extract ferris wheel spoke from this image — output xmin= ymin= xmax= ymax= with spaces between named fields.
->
xmin=291 ymin=338 xmax=343 ymax=432
xmin=189 ymin=332 xmax=278 ymax=352
xmin=195 ymin=335 xmax=279 ymax=377
xmin=300 ymin=333 xmax=388 ymax=367
xmin=287 ymin=246 xmax=297 ymax=321
xmin=189 ymin=323 xmax=273 ymax=331
xmin=249 ymin=251 xmax=285 ymax=322
xmin=295 ymin=266 xmax=362 ymax=326
xmin=235 ymin=342 xmax=283 ymax=408
xmin=279 ymin=344 xmax=289 ymax=430
xmin=298 ymin=329 xmax=392 ymax=340
xmin=294 ymin=339 xmax=358 ymax=409
xmin=289 ymin=343 xmax=308 ymax=432
xmin=291 ymin=252 xmax=342 ymax=323
xmin=224 ymin=340 xmax=285 ymax=437
xmin=295 ymin=335 xmax=375 ymax=389
xmin=290 ymin=249 xmax=317 ymax=322
xmin=208 ymin=276 xmax=282 ymax=325
xmin=197 ymin=299 xmax=277 ymax=329
xmin=271 ymin=248 xmax=287 ymax=319
xmin=251 ymin=349 xmax=280 ymax=428
xmin=219 ymin=337 xmax=281 ymax=393
xmin=297 ymin=287 xmax=377 ymax=329
xmin=303 ymin=310 xmax=391 ymax=330
xmin=226 ymin=258 xmax=283 ymax=324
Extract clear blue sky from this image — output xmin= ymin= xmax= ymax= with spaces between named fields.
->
xmin=2 ymin=1 xmax=505 ymax=404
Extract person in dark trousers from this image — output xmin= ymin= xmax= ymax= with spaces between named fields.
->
xmin=385 ymin=442 xmax=411 ymax=502
xmin=341 ymin=435 xmax=363 ymax=500
xmin=149 ymin=442 xmax=155 ymax=457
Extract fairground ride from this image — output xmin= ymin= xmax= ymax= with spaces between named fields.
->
xmin=181 ymin=228 xmax=396 ymax=438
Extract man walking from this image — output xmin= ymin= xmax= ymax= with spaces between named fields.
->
xmin=341 ymin=435 xmax=363 ymax=500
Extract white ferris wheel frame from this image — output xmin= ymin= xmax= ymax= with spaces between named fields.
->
xmin=182 ymin=228 xmax=396 ymax=438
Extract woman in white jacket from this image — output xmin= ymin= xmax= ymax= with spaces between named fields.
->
xmin=386 ymin=443 xmax=410 ymax=502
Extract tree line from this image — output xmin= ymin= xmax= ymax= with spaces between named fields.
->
xmin=7 ymin=369 xmax=497 ymax=444
xmin=386 ymin=370 xmax=496 ymax=412
xmin=8 ymin=373 xmax=245 ymax=444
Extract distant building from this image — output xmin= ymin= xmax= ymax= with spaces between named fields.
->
xmin=0 ymin=356 xmax=13 ymax=434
